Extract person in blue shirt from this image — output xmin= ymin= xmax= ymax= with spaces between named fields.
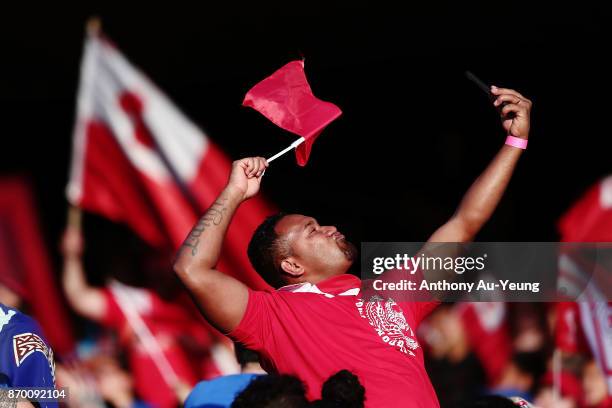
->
xmin=0 ymin=301 xmax=57 ymax=408
xmin=185 ymin=343 xmax=265 ymax=408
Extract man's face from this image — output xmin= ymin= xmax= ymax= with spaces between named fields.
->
xmin=0 ymin=284 xmax=21 ymax=309
xmin=275 ymin=214 xmax=357 ymax=282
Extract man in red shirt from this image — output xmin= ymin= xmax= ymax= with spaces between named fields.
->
xmin=174 ymin=86 xmax=532 ymax=407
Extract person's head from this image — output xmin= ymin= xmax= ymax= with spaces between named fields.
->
xmin=498 ymin=352 xmax=546 ymax=394
xmin=248 ymin=214 xmax=357 ymax=288
xmin=231 ymin=374 xmax=309 ymax=408
xmin=511 ymin=303 xmax=548 ymax=352
xmin=312 ymin=370 xmax=365 ymax=408
xmin=88 ymin=355 xmax=134 ymax=402
xmin=0 ymin=283 xmax=22 ymax=309
xmin=582 ymin=360 xmax=608 ymax=407
xmin=422 ymin=304 xmax=467 ymax=360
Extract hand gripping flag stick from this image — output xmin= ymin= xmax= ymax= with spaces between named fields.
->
xmin=266 ymin=137 xmax=306 ymax=163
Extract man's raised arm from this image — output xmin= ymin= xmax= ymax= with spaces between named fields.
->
xmin=428 ymin=86 xmax=532 ymax=243
xmin=173 ymin=157 xmax=268 ymax=334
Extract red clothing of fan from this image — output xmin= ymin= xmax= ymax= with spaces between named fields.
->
xmin=101 ymin=287 xmax=220 ymax=408
xmin=229 ymin=274 xmax=440 ymax=408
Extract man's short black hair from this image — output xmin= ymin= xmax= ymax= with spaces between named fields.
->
xmin=316 ymin=369 xmax=365 ymax=408
xmin=231 ymin=374 xmax=309 ymax=408
xmin=248 ymin=213 xmax=290 ymax=289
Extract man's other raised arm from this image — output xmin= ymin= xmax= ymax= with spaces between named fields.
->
xmin=428 ymin=86 xmax=532 ymax=243
xmin=173 ymin=157 xmax=268 ymax=334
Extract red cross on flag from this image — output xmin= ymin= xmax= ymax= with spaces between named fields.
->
xmin=67 ymin=29 xmax=274 ymax=290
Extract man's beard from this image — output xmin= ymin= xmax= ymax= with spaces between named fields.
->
xmin=336 ymin=238 xmax=358 ymax=261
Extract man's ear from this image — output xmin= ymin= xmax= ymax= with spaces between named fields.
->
xmin=280 ymin=257 xmax=304 ymax=279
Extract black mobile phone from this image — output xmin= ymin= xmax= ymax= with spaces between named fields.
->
xmin=465 ymin=71 xmax=513 ymax=118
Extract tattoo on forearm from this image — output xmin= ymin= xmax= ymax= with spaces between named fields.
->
xmin=182 ymin=196 xmax=228 ymax=256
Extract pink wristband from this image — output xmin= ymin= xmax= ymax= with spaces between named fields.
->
xmin=505 ymin=135 xmax=528 ymax=150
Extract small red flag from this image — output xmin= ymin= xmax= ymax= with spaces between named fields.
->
xmin=243 ymin=60 xmax=342 ymax=166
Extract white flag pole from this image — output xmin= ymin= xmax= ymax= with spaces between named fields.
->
xmin=552 ymin=348 xmax=562 ymax=404
xmin=109 ymin=282 xmax=180 ymax=388
xmin=266 ymin=137 xmax=305 ymax=163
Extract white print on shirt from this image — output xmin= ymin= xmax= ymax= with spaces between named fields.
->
xmin=355 ymin=297 xmax=419 ymax=356
xmin=279 ymin=282 xmax=420 ymax=356
xmin=13 ymin=332 xmax=56 ymax=382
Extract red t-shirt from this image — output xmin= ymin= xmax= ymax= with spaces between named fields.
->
xmin=229 ymin=274 xmax=440 ymax=408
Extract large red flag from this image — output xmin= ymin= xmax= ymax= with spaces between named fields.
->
xmin=558 ymin=175 xmax=612 ymax=242
xmin=67 ymin=32 xmax=274 ymax=290
xmin=243 ymin=60 xmax=342 ymax=166
xmin=556 ymin=175 xmax=612 ymax=395
xmin=0 ymin=178 xmax=75 ymax=355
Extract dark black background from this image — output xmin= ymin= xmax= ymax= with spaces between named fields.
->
xmin=1 ymin=2 xmax=609 ymax=279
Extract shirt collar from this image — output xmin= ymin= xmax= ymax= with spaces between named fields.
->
xmin=278 ymin=274 xmax=361 ymax=297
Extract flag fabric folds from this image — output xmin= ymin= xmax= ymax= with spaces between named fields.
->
xmin=67 ymin=32 xmax=274 ymax=290
xmin=558 ymin=175 xmax=612 ymax=242
xmin=556 ymin=175 xmax=612 ymax=395
xmin=243 ymin=60 xmax=342 ymax=166
xmin=0 ymin=178 xmax=75 ymax=355
xmin=458 ymin=302 xmax=511 ymax=385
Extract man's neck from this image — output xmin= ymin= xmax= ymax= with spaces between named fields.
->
xmin=307 ymin=267 xmax=351 ymax=285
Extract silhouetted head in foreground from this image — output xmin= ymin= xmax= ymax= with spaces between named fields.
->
xmin=231 ymin=374 xmax=309 ymax=408
xmin=232 ymin=370 xmax=365 ymax=408
xmin=312 ymin=369 xmax=365 ymax=408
